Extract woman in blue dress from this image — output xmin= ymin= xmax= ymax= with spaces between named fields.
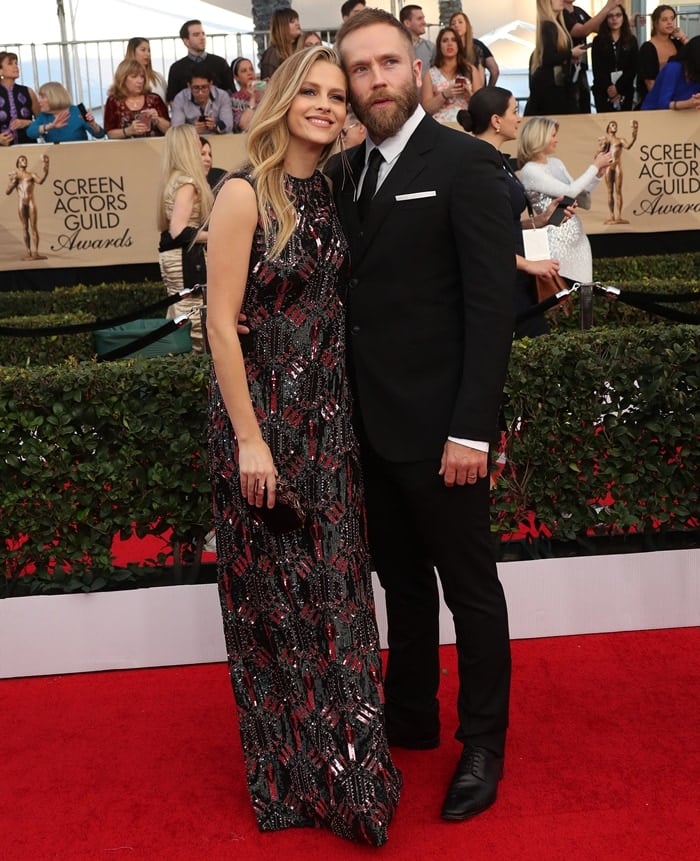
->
xmin=642 ymin=35 xmax=700 ymax=110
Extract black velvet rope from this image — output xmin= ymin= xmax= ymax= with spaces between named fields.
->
xmin=516 ymin=292 xmax=568 ymax=322
xmin=610 ymin=289 xmax=700 ymax=324
xmin=516 ymin=284 xmax=700 ymax=326
xmin=0 ymin=286 xmax=203 ymax=337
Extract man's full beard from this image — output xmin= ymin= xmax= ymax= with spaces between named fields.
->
xmin=353 ymin=81 xmax=420 ymax=143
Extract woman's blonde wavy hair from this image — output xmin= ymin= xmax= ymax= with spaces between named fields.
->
xmin=246 ymin=45 xmax=346 ymax=260
xmin=157 ymin=124 xmax=213 ymax=233
xmin=530 ymin=0 xmax=572 ymax=74
xmin=517 ymin=116 xmax=559 ymax=168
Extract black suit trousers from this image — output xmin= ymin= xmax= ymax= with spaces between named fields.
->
xmin=361 ymin=444 xmax=511 ymax=757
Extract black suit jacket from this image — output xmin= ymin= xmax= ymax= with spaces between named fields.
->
xmin=326 ymin=115 xmax=515 ymax=462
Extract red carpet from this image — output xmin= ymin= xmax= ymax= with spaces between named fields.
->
xmin=3 ymin=629 xmax=699 ymax=861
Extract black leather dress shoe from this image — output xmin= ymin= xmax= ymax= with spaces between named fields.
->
xmin=440 ymin=745 xmax=504 ymax=821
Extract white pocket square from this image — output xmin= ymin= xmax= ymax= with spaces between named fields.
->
xmin=395 ymin=191 xmax=437 ymax=201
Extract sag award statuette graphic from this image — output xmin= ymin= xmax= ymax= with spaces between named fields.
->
xmin=5 ymin=153 xmax=50 ymax=260
xmin=597 ymin=119 xmax=638 ymax=225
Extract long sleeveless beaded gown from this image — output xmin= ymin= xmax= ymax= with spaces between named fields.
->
xmin=207 ymin=170 xmax=402 ymax=847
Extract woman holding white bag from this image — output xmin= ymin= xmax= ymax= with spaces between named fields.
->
xmin=518 ymin=115 xmax=612 ymax=285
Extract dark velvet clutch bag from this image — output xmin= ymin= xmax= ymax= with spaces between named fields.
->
xmin=249 ymin=481 xmax=306 ymax=534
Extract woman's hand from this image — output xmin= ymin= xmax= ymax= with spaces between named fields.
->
xmin=0 ymin=132 xmax=13 ymax=147
xmin=238 ymin=438 xmax=277 ymax=508
xmin=52 ymin=109 xmax=70 ymax=130
xmin=571 ymin=44 xmax=587 ymax=62
xmin=130 ymin=115 xmax=151 ymax=136
xmin=246 ymin=81 xmax=264 ymax=106
xmin=526 ymin=258 xmax=560 ymax=278
xmin=443 ymin=80 xmax=468 ymax=101
xmin=533 ymin=196 xmax=575 ymax=227
xmin=593 ymin=149 xmax=614 ymax=176
xmin=538 ymin=196 xmax=563 ymax=227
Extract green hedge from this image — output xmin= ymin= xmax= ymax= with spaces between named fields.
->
xmin=1 ymin=354 xmax=211 ymax=595
xmin=1 ymin=324 xmax=698 ymax=595
xmin=498 ymin=324 xmax=699 ymax=542
xmin=0 ymin=312 xmax=97 ymax=365
xmin=593 ymin=252 xmax=700 ymax=282
xmin=0 ymin=281 xmax=166 ymax=321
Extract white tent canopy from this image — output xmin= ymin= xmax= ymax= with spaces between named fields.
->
xmin=12 ymin=0 xmax=252 ymax=45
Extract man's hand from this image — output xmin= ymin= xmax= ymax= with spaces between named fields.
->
xmin=439 ymin=440 xmax=488 ymax=487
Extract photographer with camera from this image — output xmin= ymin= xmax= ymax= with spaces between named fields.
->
xmin=171 ymin=71 xmax=233 ymax=135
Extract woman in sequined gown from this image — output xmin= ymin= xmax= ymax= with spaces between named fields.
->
xmin=206 ymin=46 xmax=401 ymax=847
xmin=517 ymin=115 xmax=611 ymax=283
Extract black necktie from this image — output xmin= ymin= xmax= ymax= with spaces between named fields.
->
xmin=357 ymin=148 xmax=384 ymax=221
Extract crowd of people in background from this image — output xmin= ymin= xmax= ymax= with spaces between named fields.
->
xmin=528 ymin=2 xmax=700 ymax=115
xmin=2 ymin=3 xmax=698 ymax=151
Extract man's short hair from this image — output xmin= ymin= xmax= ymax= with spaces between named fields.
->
xmin=179 ymin=19 xmax=201 ymax=41
xmin=336 ymin=8 xmax=413 ymax=57
xmin=341 ymin=0 xmax=365 ymax=19
xmin=187 ymin=70 xmax=213 ymax=84
xmin=399 ymin=5 xmax=422 ymax=25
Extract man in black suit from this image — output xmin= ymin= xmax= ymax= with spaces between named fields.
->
xmin=166 ymin=20 xmax=233 ymax=103
xmin=327 ymin=8 xmax=516 ymax=822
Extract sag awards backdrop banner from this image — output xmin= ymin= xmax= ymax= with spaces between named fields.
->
xmin=1 ymin=110 xmax=699 ymax=272
xmin=0 ymin=136 xmax=248 ymax=272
